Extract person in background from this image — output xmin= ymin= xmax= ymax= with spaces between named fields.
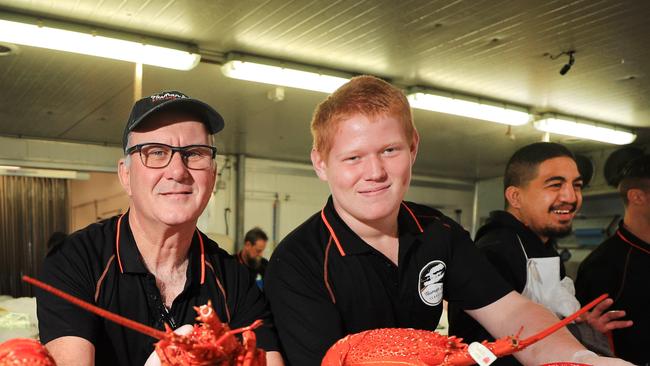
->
xmin=237 ymin=227 xmax=270 ymax=283
xmin=576 ymin=154 xmax=650 ymax=365
xmin=264 ymin=75 xmax=631 ymax=366
xmin=36 ymin=91 xmax=283 ymax=366
xmin=448 ymin=142 xmax=631 ymax=365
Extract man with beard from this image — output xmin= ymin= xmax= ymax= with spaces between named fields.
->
xmin=237 ymin=227 xmax=270 ymax=284
xmin=448 ymin=142 xmax=631 ymax=365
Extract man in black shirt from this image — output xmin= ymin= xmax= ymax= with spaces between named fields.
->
xmin=576 ymin=154 xmax=650 ymax=365
xmin=448 ymin=142 xmax=631 ymax=365
xmin=264 ymin=76 xmax=627 ymax=366
xmin=36 ymin=91 xmax=283 ymax=366
xmin=237 ymin=227 xmax=270 ymax=283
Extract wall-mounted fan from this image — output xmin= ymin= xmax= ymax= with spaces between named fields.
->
xmin=574 ymin=154 xmax=594 ymax=188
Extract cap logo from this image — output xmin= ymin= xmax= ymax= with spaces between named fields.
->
xmin=150 ymin=92 xmax=188 ymax=104
xmin=418 ymin=260 xmax=445 ymax=306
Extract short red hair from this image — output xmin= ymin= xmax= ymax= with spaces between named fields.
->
xmin=311 ymin=75 xmax=416 ymax=160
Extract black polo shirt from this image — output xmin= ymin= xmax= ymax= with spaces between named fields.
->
xmin=37 ymin=212 xmax=279 ymax=366
xmin=265 ymin=197 xmax=512 ymax=366
xmin=575 ymin=222 xmax=650 ymax=365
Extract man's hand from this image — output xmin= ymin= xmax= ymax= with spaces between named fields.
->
xmin=143 ymin=324 xmax=194 ymax=366
xmin=576 ymin=298 xmax=633 ymax=333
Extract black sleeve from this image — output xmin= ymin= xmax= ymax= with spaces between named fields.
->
xmin=476 ymin=231 xmax=527 ymax=293
xmin=444 ymin=223 xmax=513 ymax=310
xmin=574 ymin=252 xmax=619 ymax=305
xmin=36 ymin=236 xmax=102 ymax=344
xmin=265 ymin=241 xmax=343 ymax=366
xmin=223 ymin=257 xmax=280 ymax=352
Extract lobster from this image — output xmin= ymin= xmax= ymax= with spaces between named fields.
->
xmin=21 ymin=275 xmax=266 ymax=366
xmin=322 ymin=293 xmax=608 ymax=366
xmin=0 ymin=338 xmax=56 ymax=366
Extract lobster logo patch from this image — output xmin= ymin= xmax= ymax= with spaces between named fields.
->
xmin=418 ymin=260 xmax=445 ymax=306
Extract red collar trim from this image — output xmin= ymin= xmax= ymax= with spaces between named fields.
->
xmin=115 ymin=214 xmax=125 ymax=273
xmin=617 ymin=229 xmax=650 ymax=255
xmin=401 ymin=202 xmax=424 ymax=233
xmin=321 ymin=209 xmax=346 ymax=256
xmin=197 ymin=230 xmax=205 ymax=285
xmin=320 ymin=201 xmax=424 ymax=256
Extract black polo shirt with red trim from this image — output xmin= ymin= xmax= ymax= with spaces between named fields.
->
xmin=575 ymin=222 xmax=650 ymax=365
xmin=264 ymin=197 xmax=512 ymax=366
xmin=36 ymin=212 xmax=279 ymax=366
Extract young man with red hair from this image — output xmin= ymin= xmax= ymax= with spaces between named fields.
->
xmin=265 ymin=76 xmax=630 ymax=366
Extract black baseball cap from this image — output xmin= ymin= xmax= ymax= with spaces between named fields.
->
xmin=122 ymin=91 xmax=225 ymax=151
xmin=620 ymin=154 xmax=650 ymax=181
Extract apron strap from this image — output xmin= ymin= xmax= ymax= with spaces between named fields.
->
xmin=516 ymin=234 xmax=530 ymax=261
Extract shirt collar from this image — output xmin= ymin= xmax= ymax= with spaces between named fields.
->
xmin=487 ymin=210 xmax=555 ymax=247
xmin=618 ymin=221 xmax=650 ymax=253
xmin=321 ymin=196 xmax=425 ymax=256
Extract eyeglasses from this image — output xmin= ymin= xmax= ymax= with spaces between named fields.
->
xmin=125 ymin=143 xmax=217 ymax=170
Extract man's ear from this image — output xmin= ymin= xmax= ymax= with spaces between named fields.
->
xmin=504 ymin=186 xmax=522 ymax=209
xmin=627 ymin=188 xmax=646 ymax=206
xmin=311 ymin=149 xmax=328 ymax=181
xmin=117 ymin=158 xmax=132 ymax=197
xmin=410 ymin=130 xmax=420 ymax=165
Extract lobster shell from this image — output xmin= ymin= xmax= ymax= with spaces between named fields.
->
xmin=22 ymin=276 xmax=265 ymax=366
xmin=0 ymin=338 xmax=56 ymax=366
xmin=322 ymin=294 xmax=608 ymax=366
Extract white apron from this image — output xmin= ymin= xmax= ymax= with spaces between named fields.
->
xmin=517 ymin=235 xmax=580 ymax=318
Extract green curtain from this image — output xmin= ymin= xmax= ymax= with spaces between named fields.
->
xmin=0 ymin=175 xmax=68 ymax=297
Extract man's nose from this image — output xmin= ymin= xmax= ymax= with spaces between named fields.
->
xmin=560 ymin=183 xmax=578 ymax=202
xmin=165 ymin=151 xmax=190 ymax=178
xmin=365 ymin=156 xmax=387 ymax=181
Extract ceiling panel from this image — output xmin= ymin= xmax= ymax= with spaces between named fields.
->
xmin=0 ymin=0 xmax=649 ymax=180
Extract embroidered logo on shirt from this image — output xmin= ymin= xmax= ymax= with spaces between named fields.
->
xmin=418 ymin=260 xmax=445 ymax=306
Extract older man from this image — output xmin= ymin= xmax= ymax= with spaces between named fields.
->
xmin=36 ymin=91 xmax=283 ymax=366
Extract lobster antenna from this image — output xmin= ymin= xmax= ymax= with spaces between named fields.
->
xmin=519 ymin=293 xmax=608 ymax=346
xmin=23 ymin=275 xmax=167 ymax=340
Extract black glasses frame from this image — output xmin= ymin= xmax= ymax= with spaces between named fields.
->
xmin=125 ymin=143 xmax=217 ymax=170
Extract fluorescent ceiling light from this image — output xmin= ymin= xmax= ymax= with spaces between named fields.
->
xmin=407 ymin=91 xmax=531 ymax=126
xmin=0 ymin=14 xmax=200 ymax=70
xmin=0 ymin=165 xmax=20 ymax=170
xmin=221 ymin=57 xmax=350 ymax=93
xmin=534 ymin=114 xmax=636 ymax=145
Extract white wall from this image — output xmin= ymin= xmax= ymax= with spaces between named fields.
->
xmin=473 ymin=176 xmax=504 ymax=237
xmin=0 ymin=137 xmax=479 ymax=256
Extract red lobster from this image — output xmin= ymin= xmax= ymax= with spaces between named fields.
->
xmin=322 ymin=294 xmax=607 ymax=366
xmin=0 ymin=338 xmax=56 ymax=366
xmin=21 ymin=275 xmax=266 ymax=366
